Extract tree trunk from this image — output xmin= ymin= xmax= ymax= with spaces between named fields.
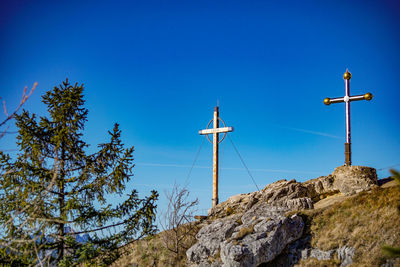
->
xmin=57 ymin=145 xmax=66 ymax=262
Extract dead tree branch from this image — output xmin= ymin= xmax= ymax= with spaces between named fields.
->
xmin=160 ymin=183 xmax=199 ymax=263
xmin=0 ymin=82 xmax=37 ymax=138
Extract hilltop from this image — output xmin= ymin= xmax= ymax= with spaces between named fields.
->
xmin=113 ymin=165 xmax=400 ymax=266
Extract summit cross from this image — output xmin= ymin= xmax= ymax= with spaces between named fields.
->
xmin=323 ymin=69 xmax=373 ymax=165
xmin=199 ymin=106 xmax=233 ymax=208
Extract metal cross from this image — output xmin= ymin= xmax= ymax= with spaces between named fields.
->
xmin=323 ymin=69 xmax=373 ymax=165
xmin=199 ymin=106 xmax=234 ymax=208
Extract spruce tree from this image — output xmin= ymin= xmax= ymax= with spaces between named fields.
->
xmin=0 ymin=79 xmax=158 ymax=266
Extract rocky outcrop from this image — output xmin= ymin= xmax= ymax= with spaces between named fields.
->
xmin=267 ymin=236 xmax=355 ymax=267
xmin=300 ymin=246 xmax=355 ymax=266
xmin=303 ymin=175 xmax=336 ymax=196
xmin=187 ymin=165 xmax=378 ymax=266
xmin=208 ymin=179 xmax=318 ymax=219
xmin=187 ymin=214 xmax=242 ymax=264
xmin=333 ymin=165 xmax=377 ymax=194
xmin=187 ymin=206 xmax=304 ymax=267
xmin=220 ymin=214 xmax=303 ymax=267
xmin=304 ymin=165 xmax=377 ymax=196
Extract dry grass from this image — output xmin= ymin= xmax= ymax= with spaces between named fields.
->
xmin=313 ymin=193 xmax=350 ymax=210
xmin=225 ymin=206 xmax=234 ymax=215
xmin=299 ymin=185 xmax=400 ymax=266
xmin=234 ymin=225 xmax=254 ymax=241
xmin=110 ymin=235 xmax=168 ymax=267
xmin=111 ymin=223 xmax=199 ymax=267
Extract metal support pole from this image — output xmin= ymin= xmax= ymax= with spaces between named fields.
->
xmin=212 ymin=107 xmax=219 ymax=208
xmin=344 ymin=70 xmax=352 ymax=165
xmin=345 ymin=142 xmax=351 ymax=166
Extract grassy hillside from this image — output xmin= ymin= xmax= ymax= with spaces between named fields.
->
xmin=297 ymin=183 xmax=400 ymax=266
xmin=111 ymin=224 xmax=199 ymax=267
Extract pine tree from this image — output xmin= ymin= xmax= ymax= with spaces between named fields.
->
xmin=0 ymin=79 xmax=158 ymax=266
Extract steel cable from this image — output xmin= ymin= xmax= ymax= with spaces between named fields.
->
xmin=227 ymin=134 xmax=260 ymax=191
xmin=184 ymin=135 xmax=206 ymax=185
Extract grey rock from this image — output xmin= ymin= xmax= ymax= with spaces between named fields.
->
xmin=304 ymin=175 xmax=336 ymax=195
xmin=333 ymin=165 xmax=377 ymax=195
xmin=240 ymin=203 xmax=286 ymax=225
xmin=221 ymin=242 xmax=252 ymax=266
xmin=208 ymin=179 xmax=317 ymax=218
xmin=208 ymin=166 xmax=378 ymax=219
xmin=197 ymin=262 xmax=222 ymax=267
xmin=286 ymin=197 xmax=314 ymax=210
xmin=267 ymin=235 xmax=312 ymax=267
xmin=226 ymin=215 xmax=304 ymax=267
xmin=337 ymin=246 xmax=355 ymax=267
xmin=186 ymin=215 xmax=241 ymax=264
xmin=262 ymin=180 xmax=314 ymax=204
xmin=301 ymin=248 xmax=335 ymax=260
xmin=187 ymin=208 xmax=304 ymax=267
xmin=380 ymin=258 xmax=400 ymax=267
xmin=305 ymin=166 xmax=378 ymax=196
xmin=298 ymin=246 xmax=355 ymax=267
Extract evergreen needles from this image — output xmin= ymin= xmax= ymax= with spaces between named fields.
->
xmin=0 ymin=79 xmax=158 ymax=266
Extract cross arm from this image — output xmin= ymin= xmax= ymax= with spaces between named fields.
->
xmin=323 ymin=92 xmax=373 ymax=105
xmin=199 ymin=127 xmax=234 ymax=135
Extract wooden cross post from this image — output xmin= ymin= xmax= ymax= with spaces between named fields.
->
xmin=199 ymin=106 xmax=234 ymax=208
xmin=324 ymin=69 xmax=373 ymax=165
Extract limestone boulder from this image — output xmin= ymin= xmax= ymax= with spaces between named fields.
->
xmin=304 ymin=175 xmax=336 ymax=195
xmin=186 ymin=214 xmax=241 ymax=264
xmin=208 ymin=179 xmax=317 ymax=218
xmin=332 ymin=165 xmax=377 ymax=194
xmin=259 ymin=179 xmax=315 ymax=204
xmin=187 ymin=204 xmax=304 ymax=267
xmin=220 ymin=214 xmax=304 ymax=267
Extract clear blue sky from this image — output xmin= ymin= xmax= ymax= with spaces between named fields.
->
xmin=1 ymin=0 xmax=399 ymax=215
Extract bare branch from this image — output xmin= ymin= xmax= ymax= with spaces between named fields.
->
xmin=160 ymin=183 xmax=199 ymax=262
xmin=3 ymin=100 xmax=8 ymax=116
xmin=0 ymin=82 xmax=37 ymax=128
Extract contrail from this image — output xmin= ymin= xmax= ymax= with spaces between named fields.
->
xmin=136 ymin=163 xmax=209 ymax=169
xmin=222 ymin=167 xmax=321 ymax=175
xmin=276 ymin=125 xmax=342 ymax=139
xmin=136 ymin=162 xmax=322 ymax=175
